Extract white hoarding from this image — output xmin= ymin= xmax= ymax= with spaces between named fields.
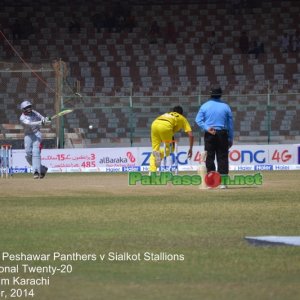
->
xmin=11 ymin=144 xmax=300 ymax=173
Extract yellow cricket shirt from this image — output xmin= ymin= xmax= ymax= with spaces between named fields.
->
xmin=156 ymin=112 xmax=192 ymax=134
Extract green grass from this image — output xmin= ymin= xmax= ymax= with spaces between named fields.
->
xmin=0 ymin=171 xmax=300 ymax=300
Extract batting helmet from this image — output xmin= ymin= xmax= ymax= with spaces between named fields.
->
xmin=20 ymin=99 xmax=33 ymax=114
xmin=20 ymin=99 xmax=32 ymax=110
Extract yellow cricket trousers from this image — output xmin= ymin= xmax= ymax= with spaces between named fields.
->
xmin=150 ymin=119 xmax=174 ymax=172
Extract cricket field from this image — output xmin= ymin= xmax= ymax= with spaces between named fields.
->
xmin=0 ymin=171 xmax=299 ymax=300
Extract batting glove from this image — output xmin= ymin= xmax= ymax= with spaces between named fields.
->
xmin=42 ymin=117 xmax=52 ymax=126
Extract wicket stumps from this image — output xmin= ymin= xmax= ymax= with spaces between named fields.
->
xmin=0 ymin=144 xmax=13 ymax=178
xmin=162 ymin=140 xmax=178 ymax=174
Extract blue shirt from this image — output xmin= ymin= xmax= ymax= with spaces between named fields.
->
xmin=195 ymin=98 xmax=234 ymax=141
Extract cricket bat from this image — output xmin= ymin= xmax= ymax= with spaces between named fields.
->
xmin=197 ymin=151 xmax=207 ymax=189
xmin=50 ymin=109 xmax=74 ymax=120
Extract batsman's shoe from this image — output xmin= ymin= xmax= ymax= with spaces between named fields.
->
xmin=40 ymin=166 xmax=48 ymax=179
xmin=153 ymin=151 xmax=161 ymax=168
xmin=33 ymin=172 xmax=40 ymax=179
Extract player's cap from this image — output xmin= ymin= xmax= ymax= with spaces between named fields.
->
xmin=20 ymin=99 xmax=32 ymax=110
xmin=210 ymin=86 xmax=222 ymax=97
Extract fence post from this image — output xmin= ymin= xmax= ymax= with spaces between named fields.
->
xmin=267 ymin=81 xmax=271 ymax=144
xmin=129 ymin=83 xmax=134 ymax=147
xmin=197 ymin=86 xmax=202 ymax=146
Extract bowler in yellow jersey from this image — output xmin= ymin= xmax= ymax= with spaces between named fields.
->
xmin=150 ymin=106 xmax=194 ymax=172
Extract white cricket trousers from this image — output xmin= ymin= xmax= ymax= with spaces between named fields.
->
xmin=24 ymin=133 xmax=42 ymax=174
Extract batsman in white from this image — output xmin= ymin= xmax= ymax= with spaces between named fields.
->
xmin=19 ymin=99 xmax=51 ymax=179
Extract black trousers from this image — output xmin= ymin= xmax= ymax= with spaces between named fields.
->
xmin=204 ymin=130 xmax=229 ymax=175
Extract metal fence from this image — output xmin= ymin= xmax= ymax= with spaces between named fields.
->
xmin=62 ymin=92 xmax=300 ymax=147
xmin=0 ymin=62 xmax=299 ymax=148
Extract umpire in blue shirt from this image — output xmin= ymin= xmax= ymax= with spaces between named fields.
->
xmin=195 ymin=86 xmax=234 ymax=176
